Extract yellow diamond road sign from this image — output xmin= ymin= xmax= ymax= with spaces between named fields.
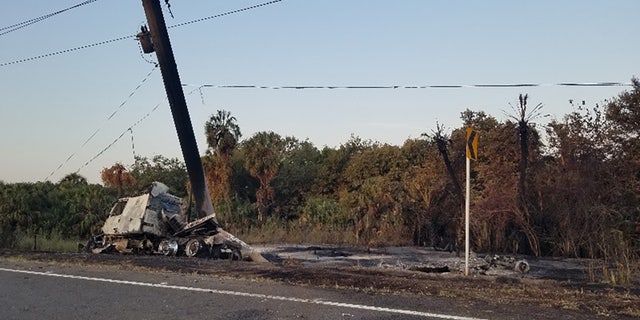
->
xmin=466 ymin=128 xmax=478 ymax=161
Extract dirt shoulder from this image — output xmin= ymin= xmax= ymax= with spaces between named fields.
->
xmin=1 ymin=247 xmax=639 ymax=318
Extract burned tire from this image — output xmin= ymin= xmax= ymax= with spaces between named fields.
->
xmin=158 ymin=240 xmax=179 ymax=256
xmin=210 ymin=244 xmax=241 ymax=260
xmin=185 ymin=239 xmax=204 ymax=257
xmin=515 ymin=260 xmax=530 ymax=274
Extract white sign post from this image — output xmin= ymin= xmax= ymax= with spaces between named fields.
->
xmin=465 ymin=128 xmax=478 ymax=276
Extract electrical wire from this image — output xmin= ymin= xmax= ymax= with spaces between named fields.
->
xmin=36 ymin=1 xmax=285 ymax=180
xmin=0 ymin=0 xmax=285 ymax=68
xmin=167 ymin=0 xmax=283 ymax=29
xmin=0 ymin=35 xmax=136 ymax=68
xmin=74 ymin=86 xmax=205 ymax=176
xmin=44 ymin=64 xmax=159 ymax=181
xmin=182 ymin=82 xmax=632 ymax=90
xmin=75 ymin=102 xmax=163 ymax=174
xmin=137 ymin=35 xmax=158 ymax=65
xmin=0 ymin=0 xmax=100 ymax=37
xmin=129 ymin=128 xmax=137 ymax=161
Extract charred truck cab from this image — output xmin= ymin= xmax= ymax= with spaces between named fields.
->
xmin=83 ymin=0 xmax=267 ymax=263
xmin=87 ymin=182 xmax=257 ymax=261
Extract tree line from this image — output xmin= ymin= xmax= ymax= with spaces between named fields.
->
xmin=1 ymin=79 xmax=639 ymax=264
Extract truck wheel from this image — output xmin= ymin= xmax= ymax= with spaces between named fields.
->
xmin=185 ymin=239 xmax=203 ymax=257
xmin=158 ymin=240 xmax=179 ymax=256
xmin=515 ymin=260 xmax=530 ymax=274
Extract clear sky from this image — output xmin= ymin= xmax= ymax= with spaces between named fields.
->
xmin=0 ymin=0 xmax=638 ymax=184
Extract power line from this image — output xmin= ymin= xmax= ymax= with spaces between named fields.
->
xmin=182 ymin=82 xmax=632 ymax=90
xmin=0 ymin=0 xmax=285 ymax=68
xmin=0 ymin=0 xmax=100 ymax=37
xmin=45 ymin=64 xmax=159 ymax=181
xmin=167 ymin=0 xmax=283 ymax=29
xmin=137 ymin=34 xmax=158 ymax=65
xmin=75 ymin=102 xmax=163 ymax=175
xmin=129 ymin=128 xmax=137 ymax=161
xmin=75 ymin=86 xmax=204 ymax=176
xmin=0 ymin=35 xmax=135 ymax=68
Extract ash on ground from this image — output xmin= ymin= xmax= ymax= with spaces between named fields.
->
xmin=256 ymin=245 xmax=592 ymax=281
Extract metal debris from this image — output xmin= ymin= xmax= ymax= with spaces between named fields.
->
xmin=84 ymin=182 xmax=266 ymax=262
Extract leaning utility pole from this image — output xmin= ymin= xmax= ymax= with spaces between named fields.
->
xmin=141 ymin=0 xmax=215 ymax=218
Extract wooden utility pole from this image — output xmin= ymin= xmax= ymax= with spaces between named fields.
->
xmin=141 ymin=0 xmax=215 ymax=219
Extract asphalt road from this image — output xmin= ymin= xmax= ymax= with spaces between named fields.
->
xmin=0 ymin=259 xmax=609 ymax=320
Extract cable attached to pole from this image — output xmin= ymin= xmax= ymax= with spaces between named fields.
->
xmin=0 ymin=0 xmax=101 ymax=37
xmin=0 ymin=0 xmax=285 ymax=67
xmin=44 ymin=64 xmax=158 ymax=181
xmin=182 ymin=82 xmax=632 ymax=90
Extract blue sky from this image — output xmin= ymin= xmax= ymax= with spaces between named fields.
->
xmin=0 ymin=0 xmax=637 ymax=184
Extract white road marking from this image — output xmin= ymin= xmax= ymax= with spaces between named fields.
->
xmin=0 ymin=267 xmax=486 ymax=320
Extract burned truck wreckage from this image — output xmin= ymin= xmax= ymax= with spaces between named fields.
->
xmin=81 ymin=2 xmax=268 ymax=263
xmin=85 ymin=182 xmax=266 ymax=262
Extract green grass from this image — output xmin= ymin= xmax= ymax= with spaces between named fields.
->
xmin=13 ymin=233 xmax=80 ymax=253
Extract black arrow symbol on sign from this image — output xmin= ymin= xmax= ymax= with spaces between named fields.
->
xmin=467 ymin=130 xmax=477 ymax=160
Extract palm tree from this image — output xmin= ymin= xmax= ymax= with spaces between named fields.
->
xmin=205 ymin=110 xmax=242 ymax=159
xmin=424 ymin=123 xmax=462 ymax=199
xmin=242 ymin=131 xmax=287 ymax=222
xmin=505 ymin=94 xmax=544 ymax=256
xmin=204 ymin=110 xmax=242 ymax=213
xmin=423 ymin=123 xmax=463 ymax=255
xmin=507 ymin=94 xmax=544 ymax=219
